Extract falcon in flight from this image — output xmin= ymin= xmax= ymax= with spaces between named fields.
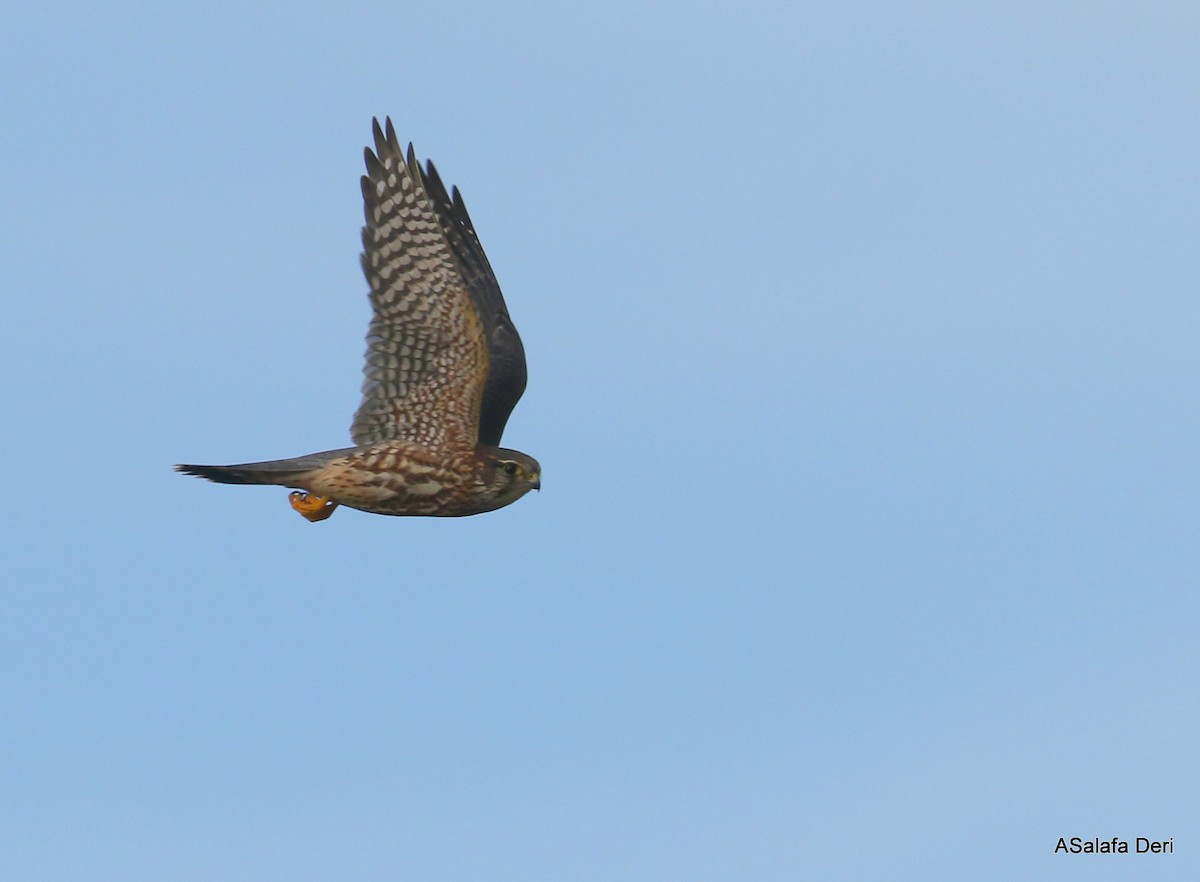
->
xmin=177 ymin=118 xmax=540 ymax=522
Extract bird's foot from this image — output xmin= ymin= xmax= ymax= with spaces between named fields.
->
xmin=289 ymin=491 xmax=338 ymax=522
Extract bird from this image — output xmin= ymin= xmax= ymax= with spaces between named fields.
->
xmin=176 ymin=118 xmax=540 ymax=522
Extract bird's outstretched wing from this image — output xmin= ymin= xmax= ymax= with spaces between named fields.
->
xmin=418 ymin=160 xmax=527 ymax=447
xmin=350 ymin=118 xmax=492 ymax=451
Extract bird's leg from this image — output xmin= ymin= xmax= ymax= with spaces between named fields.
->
xmin=289 ymin=491 xmax=339 ymax=522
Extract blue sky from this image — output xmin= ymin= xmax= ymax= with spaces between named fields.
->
xmin=2 ymin=2 xmax=1197 ymax=879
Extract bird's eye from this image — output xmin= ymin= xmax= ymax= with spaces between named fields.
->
xmin=502 ymin=462 xmax=518 ymax=476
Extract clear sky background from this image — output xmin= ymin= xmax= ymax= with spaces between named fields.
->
xmin=2 ymin=2 xmax=1196 ymax=880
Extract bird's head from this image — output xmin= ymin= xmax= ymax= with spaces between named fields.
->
xmin=477 ymin=448 xmax=541 ymax=509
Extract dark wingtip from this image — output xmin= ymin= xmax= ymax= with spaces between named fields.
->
xmin=364 ymin=145 xmax=383 ymax=177
xmin=371 ymin=117 xmax=387 ymax=157
xmin=368 ymin=116 xmax=410 ymax=169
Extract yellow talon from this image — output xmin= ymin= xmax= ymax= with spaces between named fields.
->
xmin=289 ymin=491 xmax=339 ymax=522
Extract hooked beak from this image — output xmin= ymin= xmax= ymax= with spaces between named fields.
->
xmin=529 ymin=473 xmax=541 ymax=492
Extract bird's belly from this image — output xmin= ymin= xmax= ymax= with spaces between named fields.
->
xmin=303 ymin=448 xmax=480 ymax=517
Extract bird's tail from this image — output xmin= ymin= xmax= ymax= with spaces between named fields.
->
xmin=175 ymin=449 xmax=356 ymax=486
xmin=175 ymin=462 xmax=306 ymax=486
